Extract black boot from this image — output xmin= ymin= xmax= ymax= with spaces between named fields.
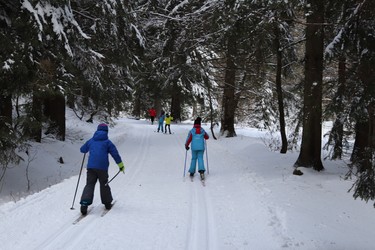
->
xmin=199 ymin=170 xmax=205 ymax=180
xmin=80 ymin=205 xmax=88 ymax=215
xmin=104 ymin=203 xmax=112 ymax=210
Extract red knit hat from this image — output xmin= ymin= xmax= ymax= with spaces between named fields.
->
xmin=97 ymin=123 xmax=108 ymax=131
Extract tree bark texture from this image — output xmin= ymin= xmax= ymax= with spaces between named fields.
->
xmin=295 ymin=0 xmax=324 ymax=171
xmin=221 ymin=27 xmax=238 ymax=137
xmin=44 ymin=92 xmax=66 ymax=141
xmin=171 ymin=87 xmax=181 ymax=122
xmin=274 ymin=26 xmax=288 ymax=154
xmin=31 ymin=91 xmax=43 ymax=143
xmin=330 ymin=57 xmax=346 ymax=160
xmin=0 ymin=94 xmax=12 ymax=125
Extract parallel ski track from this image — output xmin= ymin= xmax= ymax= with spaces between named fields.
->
xmin=34 ymin=122 xmax=152 ymax=250
xmin=35 ymin=206 xmax=101 ymax=249
xmin=34 ymin=123 xmax=218 ymax=249
xmin=120 ymin=126 xmax=151 ymax=187
xmin=185 ymin=169 xmax=217 ymax=250
xmin=173 ymin=128 xmax=217 ymax=250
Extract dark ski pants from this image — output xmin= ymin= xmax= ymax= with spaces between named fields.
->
xmin=150 ymin=116 xmax=155 ymax=124
xmin=164 ymin=124 xmax=171 ymax=134
xmin=80 ymin=168 xmax=113 ymax=206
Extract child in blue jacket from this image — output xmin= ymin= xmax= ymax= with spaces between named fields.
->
xmin=79 ymin=123 xmax=124 ymax=215
xmin=157 ymin=111 xmax=166 ymax=132
xmin=185 ymin=117 xmax=209 ymax=180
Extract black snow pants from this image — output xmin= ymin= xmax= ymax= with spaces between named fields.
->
xmin=164 ymin=124 xmax=171 ymax=134
xmin=80 ymin=168 xmax=113 ymax=206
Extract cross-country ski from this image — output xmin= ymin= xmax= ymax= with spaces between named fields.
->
xmin=101 ymin=200 xmax=116 ymax=217
xmin=72 ymin=206 xmax=94 ymax=225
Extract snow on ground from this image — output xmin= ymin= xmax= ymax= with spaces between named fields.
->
xmin=0 ymin=115 xmax=375 ymax=250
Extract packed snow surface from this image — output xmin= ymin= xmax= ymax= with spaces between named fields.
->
xmin=1 ymin=117 xmax=374 ymax=250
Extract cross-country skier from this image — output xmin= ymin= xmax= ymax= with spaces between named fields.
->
xmin=157 ymin=110 xmax=165 ymax=132
xmin=148 ymin=107 xmax=156 ymax=125
xmin=79 ymin=123 xmax=125 ymax=215
xmin=164 ymin=113 xmax=173 ymax=134
xmin=185 ymin=117 xmax=209 ymax=180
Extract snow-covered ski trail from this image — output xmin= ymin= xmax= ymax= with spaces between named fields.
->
xmin=72 ymin=205 xmax=95 ymax=224
xmin=36 ymin=205 xmax=106 ymax=249
xmin=100 ymin=200 xmax=116 ymax=217
xmin=185 ymin=177 xmax=217 ymax=250
xmin=0 ymin=119 xmax=290 ymax=249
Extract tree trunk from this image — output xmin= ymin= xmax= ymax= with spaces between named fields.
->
xmin=330 ymin=57 xmax=346 ymax=159
xmin=220 ymin=27 xmax=237 ymax=137
xmin=31 ymin=91 xmax=43 ymax=143
xmin=294 ymin=0 xmax=324 ymax=171
xmin=44 ymin=92 xmax=66 ymax=141
xmin=171 ymin=85 xmax=181 ymax=122
xmin=351 ymin=121 xmax=370 ymax=168
xmin=66 ymin=91 xmax=75 ymax=109
xmin=274 ymin=26 xmax=288 ymax=154
xmin=0 ymin=94 xmax=12 ymax=125
xmin=132 ymin=91 xmax=141 ymax=119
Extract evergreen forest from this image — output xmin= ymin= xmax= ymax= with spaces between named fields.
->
xmin=1 ymin=0 xmax=375 ymax=205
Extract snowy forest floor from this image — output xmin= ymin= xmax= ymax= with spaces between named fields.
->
xmin=0 ymin=116 xmax=374 ymax=250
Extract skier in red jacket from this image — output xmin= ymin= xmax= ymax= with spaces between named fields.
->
xmin=148 ymin=107 xmax=156 ymax=124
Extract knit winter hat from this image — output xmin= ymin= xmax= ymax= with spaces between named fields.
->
xmin=194 ymin=117 xmax=202 ymax=125
xmin=97 ymin=123 xmax=109 ymax=132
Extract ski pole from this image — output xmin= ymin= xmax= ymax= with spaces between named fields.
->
xmin=105 ymin=169 xmax=122 ymax=186
xmin=70 ymin=153 xmax=86 ymax=210
xmin=183 ymin=149 xmax=188 ymax=178
xmin=205 ymin=140 xmax=209 ymax=175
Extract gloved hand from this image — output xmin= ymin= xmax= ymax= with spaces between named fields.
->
xmin=118 ymin=162 xmax=125 ymax=172
xmin=185 ymin=145 xmax=190 ymax=151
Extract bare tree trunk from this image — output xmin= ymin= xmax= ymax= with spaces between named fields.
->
xmin=330 ymin=57 xmax=346 ymax=159
xmin=220 ymin=26 xmax=238 ymax=137
xmin=274 ymin=26 xmax=288 ymax=154
xmin=351 ymin=121 xmax=369 ymax=166
xmin=294 ymin=0 xmax=324 ymax=171
xmin=44 ymin=92 xmax=66 ymax=141
xmin=0 ymin=94 xmax=12 ymax=125
xmin=31 ymin=91 xmax=43 ymax=143
xmin=171 ymin=85 xmax=181 ymax=122
xmin=132 ymin=91 xmax=141 ymax=119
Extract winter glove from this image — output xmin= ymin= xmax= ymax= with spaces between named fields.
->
xmin=185 ymin=145 xmax=190 ymax=151
xmin=118 ymin=162 xmax=125 ymax=172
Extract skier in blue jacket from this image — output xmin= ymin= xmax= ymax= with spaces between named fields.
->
xmin=79 ymin=123 xmax=124 ymax=215
xmin=157 ymin=110 xmax=166 ymax=132
xmin=185 ymin=117 xmax=209 ymax=180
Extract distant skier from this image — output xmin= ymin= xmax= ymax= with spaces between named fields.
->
xmin=79 ymin=123 xmax=125 ymax=215
xmin=148 ymin=107 xmax=156 ymax=125
xmin=157 ymin=110 xmax=165 ymax=133
xmin=185 ymin=117 xmax=209 ymax=180
xmin=164 ymin=113 xmax=173 ymax=134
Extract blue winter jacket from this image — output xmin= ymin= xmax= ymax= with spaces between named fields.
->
xmin=159 ymin=114 xmax=165 ymax=123
xmin=80 ymin=130 xmax=122 ymax=171
xmin=185 ymin=125 xmax=209 ymax=151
